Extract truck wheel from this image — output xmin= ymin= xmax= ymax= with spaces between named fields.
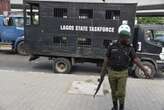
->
xmin=17 ymin=41 xmax=27 ymax=55
xmin=53 ymin=58 xmax=72 ymax=74
xmin=135 ymin=61 xmax=156 ymax=79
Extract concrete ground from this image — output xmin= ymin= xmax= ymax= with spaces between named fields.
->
xmin=0 ymin=52 xmax=163 ymax=110
xmin=0 ymin=69 xmax=164 ymax=110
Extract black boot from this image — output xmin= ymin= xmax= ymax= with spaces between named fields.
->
xmin=119 ymin=103 xmax=124 ymax=110
xmin=119 ymin=98 xmax=125 ymax=110
xmin=111 ymin=101 xmax=118 ymax=110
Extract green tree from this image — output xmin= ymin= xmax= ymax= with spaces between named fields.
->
xmin=137 ymin=17 xmax=164 ymax=24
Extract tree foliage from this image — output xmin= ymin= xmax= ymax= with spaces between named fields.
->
xmin=137 ymin=17 xmax=164 ymax=24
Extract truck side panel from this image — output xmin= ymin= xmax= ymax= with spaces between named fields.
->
xmin=24 ymin=2 xmax=136 ymax=59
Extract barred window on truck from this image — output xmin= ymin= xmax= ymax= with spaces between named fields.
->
xmin=54 ymin=8 xmax=68 ymax=18
xmin=77 ymin=38 xmax=92 ymax=48
xmin=106 ymin=10 xmax=120 ymax=20
xmin=79 ymin=9 xmax=93 ymax=19
xmin=25 ymin=3 xmax=40 ymax=25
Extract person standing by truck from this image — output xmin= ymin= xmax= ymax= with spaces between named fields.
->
xmin=100 ymin=23 xmax=150 ymax=110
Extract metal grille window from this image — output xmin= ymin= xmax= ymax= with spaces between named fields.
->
xmin=77 ymin=38 xmax=91 ymax=47
xmin=103 ymin=40 xmax=112 ymax=48
xmin=79 ymin=9 xmax=93 ymax=19
xmin=53 ymin=36 xmax=67 ymax=47
xmin=54 ymin=8 xmax=67 ymax=18
xmin=106 ymin=10 xmax=120 ymax=20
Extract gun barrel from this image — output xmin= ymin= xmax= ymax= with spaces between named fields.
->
xmin=93 ymin=79 xmax=103 ymax=97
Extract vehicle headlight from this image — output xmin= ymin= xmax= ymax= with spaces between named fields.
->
xmin=162 ymin=48 xmax=164 ymax=53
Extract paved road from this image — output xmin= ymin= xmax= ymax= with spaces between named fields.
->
xmin=0 ymin=52 xmax=164 ymax=110
xmin=0 ymin=51 xmax=163 ymax=78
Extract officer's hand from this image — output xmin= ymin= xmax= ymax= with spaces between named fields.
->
xmin=143 ymin=68 xmax=151 ymax=79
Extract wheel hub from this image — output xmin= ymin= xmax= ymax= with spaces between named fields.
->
xmin=56 ymin=62 xmax=67 ymax=72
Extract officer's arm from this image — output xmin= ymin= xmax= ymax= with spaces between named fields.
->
xmin=100 ymin=57 xmax=110 ymax=74
xmin=129 ymin=47 xmax=150 ymax=78
xmin=133 ymin=57 xmax=146 ymax=71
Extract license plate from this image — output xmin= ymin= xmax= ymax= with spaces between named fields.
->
xmin=0 ymin=44 xmax=12 ymax=50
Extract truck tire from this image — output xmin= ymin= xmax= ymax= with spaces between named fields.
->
xmin=53 ymin=58 xmax=72 ymax=74
xmin=17 ymin=41 xmax=27 ymax=55
xmin=135 ymin=61 xmax=156 ymax=79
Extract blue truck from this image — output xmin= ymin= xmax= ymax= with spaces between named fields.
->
xmin=0 ymin=15 xmax=26 ymax=55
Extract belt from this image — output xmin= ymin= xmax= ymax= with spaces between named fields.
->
xmin=110 ymin=67 xmax=128 ymax=71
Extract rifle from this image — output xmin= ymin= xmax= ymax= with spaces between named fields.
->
xmin=93 ymin=70 xmax=106 ymax=98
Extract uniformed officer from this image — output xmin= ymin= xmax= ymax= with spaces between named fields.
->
xmin=100 ymin=23 xmax=150 ymax=110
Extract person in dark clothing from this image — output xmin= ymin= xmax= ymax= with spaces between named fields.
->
xmin=100 ymin=24 xmax=150 ymax=110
